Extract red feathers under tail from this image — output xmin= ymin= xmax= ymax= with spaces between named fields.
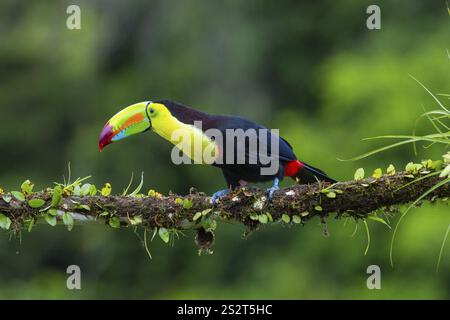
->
xmin=285 ymin=160 xmax=336 ymax=184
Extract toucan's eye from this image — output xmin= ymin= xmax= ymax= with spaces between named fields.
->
xmin=149 ymin=108 xmax=155 ymax=114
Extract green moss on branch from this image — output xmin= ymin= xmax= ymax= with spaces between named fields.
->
xmin=0 ymin=172 xmax=449 ymax=236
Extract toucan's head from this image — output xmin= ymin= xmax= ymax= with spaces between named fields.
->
xmin=99 ymin=101 xmax=171 ymax=151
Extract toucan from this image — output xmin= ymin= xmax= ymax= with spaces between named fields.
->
xmin=99 ymin=100 xmax=336 ymax=202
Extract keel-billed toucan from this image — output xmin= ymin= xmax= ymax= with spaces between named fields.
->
xmin=99 ymin=100 xmax=336 ymax=201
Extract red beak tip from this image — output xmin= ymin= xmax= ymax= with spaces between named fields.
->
xmin=98 ymin=141 xmax=106 ymax=152
xmin=99 ymin=123 xmax=114 ymax=152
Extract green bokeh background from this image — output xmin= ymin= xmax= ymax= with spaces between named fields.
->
xmin=0 ymin=0 xmax=449 ymax=299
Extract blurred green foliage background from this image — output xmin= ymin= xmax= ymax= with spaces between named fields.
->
xmin=0 ymin=0 xmax=449 ymax=299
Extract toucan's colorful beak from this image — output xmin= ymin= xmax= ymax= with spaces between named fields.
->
xmin=99 ymin=102 xmax=151 ymax=151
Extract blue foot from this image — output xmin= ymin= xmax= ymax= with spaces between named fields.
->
xmin=266 ymin=178 xmax=280 ymax=201
xmin=211 ymin=189 xmax=230 ymax=204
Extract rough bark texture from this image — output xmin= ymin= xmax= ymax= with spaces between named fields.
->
xmin=1 ymin=172 xmax=449 ymax=233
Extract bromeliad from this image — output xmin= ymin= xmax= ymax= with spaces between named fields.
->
xmin=99 ymin=100 xmax=336 ymax=202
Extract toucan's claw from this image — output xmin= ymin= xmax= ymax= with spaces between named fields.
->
xmin=266 ymin=178 xmax=280 ymax=201
xmin=211 ymin=189 xmax=229 ymax=204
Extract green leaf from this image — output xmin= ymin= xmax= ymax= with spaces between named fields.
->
xmin=430 ymin=160 xmax=442 ymax=170
xmin=48 ymin=209 xmax=58 ymax=216
xmin=52 ymin=186 xmax=63 ymax=207
xmin=203 ymin=218 xmax=217 ymax=232
xmin=20 ymin=180 xmax=34 ymax=195
xmin=175 ymin=198 xmax=183 ymax=205
xmin=128 ymin=215 xmax=142 ymax=226
xmin=130 ymin=172 xmax=144 ymax=196
xmin=62 ymin=212 xmax=74 ymax=231
xmin=292 ymin=215 xmax=301 ymax=224
xmin=134 ymin=216 xmax=143 ymax=225
xmin=44 ymin=214 xmax=57 ymax=227
xmin=405 ymin=162 xmax=414 ymax=173
xmin=405 ymin=162 xmax=422 ymax=174
xmin=78 ymin=204 xmax=90 ymax=211
xmin=421 ymin=159 xmax=433 ymax=169
xmin=122 ymin=172 xmax=134 ymax=196
xmin=80 ymin=184 xmax=92 ymax=196
xmin=193 ymin=212 xmax=202 ymax=221
xmin=258 ymin=214 xmax=268 ymax=224
xmin=443 ymin=152 xmax=450 ymax=164
xmin=202 ymin=208 xmax=212 ymax=216
xmin=372 ymin=168 xmax=383 ymax=179
xmin=109 ymin=216 xmax=121 ymax=228
xmin=101 ymin=183 xmax=112 ymax=196
xmin=11 ymin=191 xmax=25 ymax=202
xmin=314 ymin=205 xmax=323 ymax=212
xmin=326 ymin=191 xmax=336 ymax=198
xmin=281 ymin=213 xmax=291 ymax=223
xmin=73 ymin=185 xmax=81 ymax=196
xmin=354 ymin=168 xmax=365 ymax=181
xmin=99 ymin=211 xmax=110 ymax=217
xmin=28 ymin=199 xmax=46 ymax=208
xmin=183 ymin=198 xmax=193 ymax=209
xmin=89 ymin=184 xmax=97 ymax=196
xmin=0 ymin=213 xmax=12 ymax=230
xmin=2 ymin=195 xmax=12 ymax=203
xmin=387 ymin=164 xmax=396 ymax=176
xmin=439 ymin=164 xmax=450 ymax=178
xmin=367 ymin=215 xmax=391 ymax=229
xmin=158 ymin=227 xmax=170 ymax=243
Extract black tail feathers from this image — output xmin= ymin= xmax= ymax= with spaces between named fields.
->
xmin=294 ymin=162 xmax=336 ymax=184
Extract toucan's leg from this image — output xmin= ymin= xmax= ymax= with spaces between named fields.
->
xmin=211 ymin=169 xmax=241 ymax=204
xmin=211 ymin=189 xmax=230 ymax=204
xmin=266 ymin=178 xmax=280 ymax=200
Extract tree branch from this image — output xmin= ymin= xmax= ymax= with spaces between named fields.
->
xmin=1 ymin=172 xmax=449 ymax=237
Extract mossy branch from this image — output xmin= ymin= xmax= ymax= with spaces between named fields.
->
xmin=0 ymin=172 xmax=449 ymax=237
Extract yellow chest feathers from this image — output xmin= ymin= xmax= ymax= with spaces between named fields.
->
xmin=151 ymin=115 xmax=218 ymax=164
